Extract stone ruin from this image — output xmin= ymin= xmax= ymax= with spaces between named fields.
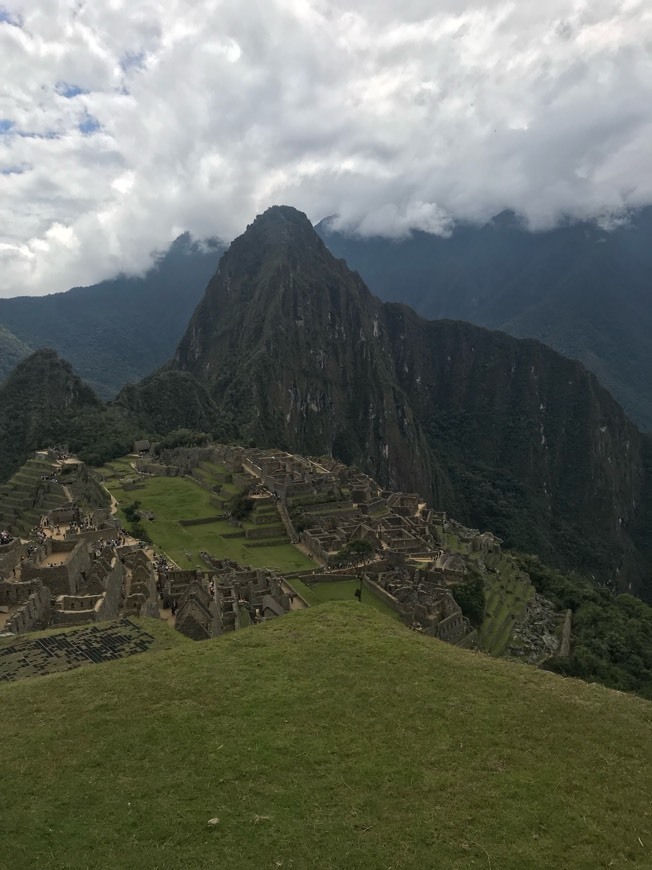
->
xmin=0 ymin=452 xmax=161 ymax=638
xmin=363 ymin=566 xmax=476 ymax=646
xmin=159 ymin=556 xmax=291 ymax=642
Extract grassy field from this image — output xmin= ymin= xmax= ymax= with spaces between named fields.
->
xmin=0 ymin=604 xmax=649 ymax=869
xmin=97 ymin=462 xmax=315 ymax=573
xmin=307 ymin=579 xmax=399 ymax=619
xmin=97 ymin=457 xmax=401 ymax=612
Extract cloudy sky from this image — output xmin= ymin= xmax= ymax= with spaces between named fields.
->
xmin=1 ymin=0 xmax=651 ymax=297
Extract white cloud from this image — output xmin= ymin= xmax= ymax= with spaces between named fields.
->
xmin=0 ymin=0 xmax=651 ymax=295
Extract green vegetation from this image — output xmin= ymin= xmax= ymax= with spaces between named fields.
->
xmin=153 ymin=428 xmax=213 ymax=453
xmin=520 ymin=555 xmax=652 ymax=699
xmin=0 ymin=349 xmax=138 ymax=483
xmin=306 ymin=579 xmax=398 ymax=619
xmin=229 ymin=489 xmax=254 ymax=520
xmin=451 ymin=572 xmax=486 ymax=627
xmin=102 ymin=466 xmax=315 ymax=573
xmin=479 ymin=564 xmax=535 ymax=656
xmin=0 ymin=233 xmax=222 ymax=397
xmin=1 ymin=605 xmax=650 ymax=869
xmin=0 ymin=323 xmax=31 ymax=383
xmin=329 ymin=537 xmax=375 ymax=568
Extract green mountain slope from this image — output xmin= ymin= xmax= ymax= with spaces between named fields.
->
xmin=0 ymin=234 xmax=223 ymax=397
xmin=317 ymin=208 xmax=652 ymax=431
xmin=155 ymin=206 xmax=651 ymax=594
xmin=0 ymin=349 xmax=136 ymax=481
xmin=1 ymin=604 xmax=650 ymax=870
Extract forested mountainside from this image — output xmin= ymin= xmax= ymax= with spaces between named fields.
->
xmin=119 ymin=206 xmax=650 ymax=596
xmin=0 ymin=349 xmax=136 ymax=482
xmin=0 ymin=234 xmax=223 ymax=397
xmin=317 ymin=208 xmax=652 ymax=431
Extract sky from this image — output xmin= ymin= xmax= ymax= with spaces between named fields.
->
xmin=1 ymin=1 xmax=651 ymax=297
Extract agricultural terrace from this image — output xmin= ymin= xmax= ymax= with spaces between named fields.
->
xmin=96 ymin=458 xmax=316 ymax=573
xmin=289 ymin=576 xmax=399 ymax=620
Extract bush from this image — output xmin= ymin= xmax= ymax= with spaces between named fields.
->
xmin=452 ymin=574 xmax=486 ymax=627
xmin=230 ymin=490 xmax=254 ymax=520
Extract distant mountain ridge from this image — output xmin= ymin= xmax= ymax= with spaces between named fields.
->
xmin=117 ymin=206 xmax=651 ymax=596
xmin=0 ymin=234 xmax=224 ymax=397
xmin=317 ymin=208 xmax=652 ymax=431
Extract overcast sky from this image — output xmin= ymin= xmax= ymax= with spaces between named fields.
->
xmin=1 ymin=1 xmax=651 ymax=297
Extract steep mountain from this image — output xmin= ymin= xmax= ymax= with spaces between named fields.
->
xmin=0 ymin=349 xmax=136 ymax=481
xmin=173 ymin=206 xmax=440 ymax=499
xmin=317 ymin=208 xmax=652 ymax=431
xmin=0 ymin=234 xmax=224 ymax=396
xmin=139 ymin=205 xmax=651 ymax=595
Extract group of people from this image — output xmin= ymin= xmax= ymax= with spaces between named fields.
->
xmin=31 ymin=527 xmax=48 ymax=546
xmin=0 ymin=529 xmax=13 ymax=546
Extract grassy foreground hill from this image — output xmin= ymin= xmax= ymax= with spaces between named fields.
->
xmin=1 ymin=605 xmax=650 ymax=869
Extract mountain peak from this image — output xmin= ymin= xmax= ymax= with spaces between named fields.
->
xmin=252 ymin=204 xmax=312 ymax=229
xmin=233 ymin=205 xmax=321 ymax=256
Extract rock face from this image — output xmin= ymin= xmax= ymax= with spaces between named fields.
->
xmin=175 ymin=206 xmax=437 ymax=498
xmin=318 ymin=207 xmax=652 ymax=432
xmin=168 ymin=206 xmax=651 ymax=595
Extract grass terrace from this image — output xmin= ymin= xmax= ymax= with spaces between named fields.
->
xmin=97 ymin=460 xmax=316 ymax=573
xmin=306 ymin=578 xmax=399 ymax=619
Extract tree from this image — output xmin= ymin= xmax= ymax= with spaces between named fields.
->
xmin=124 ymin=500 xmax=141 ymax=523
xmin=230 ymin=490 xmax=254 ymax=520
xmin=330 ymin=538 xmax=375 ymax=569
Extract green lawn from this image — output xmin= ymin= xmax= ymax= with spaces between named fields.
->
xmin=1 ymin=604 xmax=650 ymax=869
xmin=308 ymin=579 xmax=399 ymax=619
xmin=103 ymin=470 xmax=315 ymax=573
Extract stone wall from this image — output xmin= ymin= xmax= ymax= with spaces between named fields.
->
xmin=0 ymin=579 xmax=42 ymax=606
xmin=51 ymin=608 xmax=94 ymax=627
xmin=362 ymin=575 xmax=404 ymax=614
xmin=434 ymin=611 xmax=470 ymax=644
xmin=559 ymin=609 xmax=572 ymax=658
xmin=21 ymin=540 xmax=91 ymax=595
xmin=1 ymin=584 xmax=50 ymax=635
xmin=49 ymin=507 xmax=77 ymax=524
xmin=0 ymin=539 xmax=26 ymax=575
xmin=245 ymin=525 xmax=286 ymax=540
xmin=64 ymin=527 xmax=115 ymax=544
xmin=178 ymin=515 xmax=226 ymax=527
xmin=136 ymin=461 xmax=183 ymax=477
xmin=306 ymin=574 xmax=357 ymax=585
xmin=55 ymin=594 xmax=103 ymax=612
